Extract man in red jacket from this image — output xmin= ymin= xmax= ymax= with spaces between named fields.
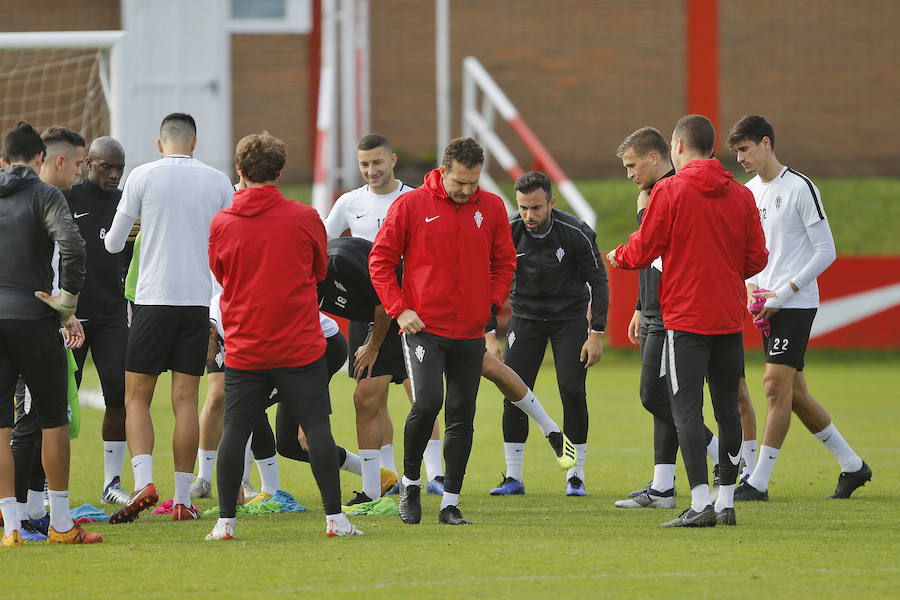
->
xmin=207 ymin=131 xmax=360 ymax=540
xmin=608 ymin=115 xmax=767 ymax=528
xmin=370 ymin=137 xmax=516 ymax=526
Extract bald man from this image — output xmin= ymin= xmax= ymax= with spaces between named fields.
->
xmin=64 ymin=136 xmax=133 ymax=505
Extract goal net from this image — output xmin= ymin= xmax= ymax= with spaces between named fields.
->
xmin=0 ymin=31 xmax=121 ymax=143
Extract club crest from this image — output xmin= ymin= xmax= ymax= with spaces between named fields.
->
xmin=507 ymin=331 xmax=516 ymax=348
xmin=334 ymin=280 xmax=347 ymax=292
xmin=415 ymin=345 xmax=426 ymax=362
xmin=474 ymin=210 xmax=483 ymax=228
xmin=775 ymin=195 xmax=782 ymax=210
xmin=556 ymin=247 xmax=565 ymax=262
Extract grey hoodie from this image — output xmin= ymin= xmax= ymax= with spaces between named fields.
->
xmin=0 ymin=164 xmax=85 ymax=320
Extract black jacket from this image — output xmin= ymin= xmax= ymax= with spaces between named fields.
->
xmin=64 ymin=178 xmax=128 ymax=320
xmin=633 ymin=169 xmax=673 ymax=320
xmin=0 ymin=165 xmax=85 ymax=320
xmin=508 ymin=208 xmax=608 ymax=331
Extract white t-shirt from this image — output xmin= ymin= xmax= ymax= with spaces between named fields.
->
xmin=319 ymin=312 xmax=339 ymax=338
xmin=324 ymin=180 xmax=412 ymax=241
xmin=745 ymin=166 xmax=830 ymax=309
xmin=117 ymin=155 xmax=233 ymax=306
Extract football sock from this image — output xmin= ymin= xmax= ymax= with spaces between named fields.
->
xmin=197 ymin=449 xmax=217 ymax=483
xmin=132 ymin=454 xmax=153 ymax=490
xmin=503 ymin=442 xmax=525 ymax=481
xmin=173 ymin=471 xmax=192 ymax=506
xmin=423 ymin=439 xmax=443 ymax=481
xmin=360 ymin=449 xmax=381 ymax=499
xmin=1 ymin=497 xmax=21 ymax=537
xmin=242 ymin=436 xmax=253 ymax=482
xmin=380 ymin=443 xmax=397 ymax=475
xmin=440 ymin=492 xmax=460 ymax=511
xmin=747 ymin=445 xmax=780 ymax=492
xmin=341 ymin=449 xmax=361 ymax=475
xmin=401 ymin=476 xmax=421 ymax=488
xmin=706 ymin=435 xmax=720 ymax=465
xmin=326 ymin=512 xmax=350 ymax=528
xmin=255 ymin=455 xmax=281 ymax=495
xmin=813 ymin=423 xmax=864 ymax=473
xmin=512 ymin=389 xmax=558 ymax=437
xmin=651 ymin=463 xmax=676 ymax=493
xmin=48 ymin=490 xmax=74 ymax=533
xmin=26 ymin=489 xmax=47 ymax=520
xmin=690 ymin=484 xmax=710 ymax=513
xmin=103 ymin=441 xmax=127 ymax=487
xmin=215 ymin=517 xmax=236 ymax=533
xmin=714 ymin=484 xmax=735 ymax=511
xmin=740 ymin=440 xmax=758 ymax=479
xmin=567 ymin=444 xmax=587 ymax=481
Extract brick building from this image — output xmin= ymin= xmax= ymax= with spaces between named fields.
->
xmin=3 ymin=0 xmax=898 ymax=183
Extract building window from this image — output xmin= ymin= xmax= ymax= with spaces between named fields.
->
xmin=228 ymin=0 xmax=311 ymax=33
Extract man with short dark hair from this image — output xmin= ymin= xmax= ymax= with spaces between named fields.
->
xmin=207 ymin=131 xmax=360 ymax=539
xmin=104 ymin=113 xmax=233 ymax=524
xmin=488 ymin=171 xmax=606 ymax=498
xmin=39 ymin=126 xmax=85 ymax=190
xmin=728 ymin=114 xmax=871 ymax=501
xmin=609 ymin=114 xmax=768 ymax=527
xmin=370 ymin=137 xmax=516 ymax=525
xmin=0 ymin=121 xmax=101 ymax=545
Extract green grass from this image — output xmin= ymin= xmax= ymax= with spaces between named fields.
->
xmin=5 ymin=350 xmax=899 ymax=598
xmin=283 ymin=177 xmax=900 ymax=255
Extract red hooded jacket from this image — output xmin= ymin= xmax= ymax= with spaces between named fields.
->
xmin=209 ymin=185 xmax=327 ymax=369
xmin=614 ymin=159 xmax=768 ymax=335
xmin=369 ymin=168 xmax=516 ymax=340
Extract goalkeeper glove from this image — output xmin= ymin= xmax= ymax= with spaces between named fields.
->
xmin=34 ymin=289 xmax=79 ymax=324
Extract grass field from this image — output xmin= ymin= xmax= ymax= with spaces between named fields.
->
xmin=5 ymin=350 xmax=899 ymax=598
xmin=283 ymin=176 xmax=900 ymax=255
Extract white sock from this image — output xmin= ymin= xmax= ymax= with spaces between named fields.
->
xmin=503 ymin=442 xmax=525 ymax=481
xmin=26 ymin=489 xmax=47 ymax=519
xmin=1 ymin=497 xmax=21 ymax=536
xmin=214 ymin=516 xmax=236 ymax=535
xmin=690 ymin=484 xmax=710 ymax=512
xmin=714 ymin=484 xmax=735 ymax=511
xmin=103 ymin=441 xmax=127 ymax=487
xmin=360 ymin=449 xmax=381 ymax=499
xmin=326 ymin=512 xmax=350 ymax=528
xmin=380 ymin=444 xmax=397 ymax=475
xmin=132 ymin=453 xmax=153 ymax=490
xmin=511 ymin=389 xmax=558 ymax=437
xmin=48 ymin=490 xmax=74 ymax=533
xmin=242 ymin=436 xmax=253 ymax=482
xmin=440 ymin=491 xmax=460 ymax=510
xmin=651 ymin=463 xmax=676 ymax=493
xmin=424 ymin=439 xmax=443 ymax=480
xmin=567 ymin=444 xmax=587 ymax=481
xmin=197 ymin=449 xmax=217 ymax=483
xmin=401 ymin=476 xmax=421 ymax=488
xmin=706 ymin=435 xmax=719 ymax=464
xmin=747 ymin=445 xmax=780 ymax=492
xmin=740 ymin=440 xmax=758 ymax=479
xmin=341 ymin=450 xmax=361 ymax=475
xmin=173 ymin=471 xmax=192 ymax=506
xmin=813 ymin=423 xmax=863 ymax=473
xmin=255 ymin=455 xmax=281 ymax=495
xmin=17 ymin=502 xmax=29 ymax=522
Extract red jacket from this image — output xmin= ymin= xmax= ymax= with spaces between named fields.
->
xmin=615 ymin=159 xmax=768 ymax=335
xmin=369 ymin=168 xmax=516 ymax=339
xmin=209 ymin=185 xmax=327 ymax=369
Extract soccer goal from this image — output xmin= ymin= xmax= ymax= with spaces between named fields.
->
xmin=0 ymin=31 xmax=123 ymax=145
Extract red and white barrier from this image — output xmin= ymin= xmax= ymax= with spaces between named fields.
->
xmin=461 ymin=56 xmax=595 ymax=227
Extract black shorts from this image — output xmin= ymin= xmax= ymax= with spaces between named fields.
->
xmin=347 ymin=319 xmax=407 ymax=384
xmin=126 ymin=305 xmax=209 ymax=376
xmin=0 ymin=318 xmax=69 ymax=429
xmin=72 ymin=316 xmax=128 ymax=408
xmin=762 ymin=308 xmax=817 ymax=371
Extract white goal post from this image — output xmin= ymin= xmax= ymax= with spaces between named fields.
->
xmin=0 ymin=30 xmax=123 ymax=144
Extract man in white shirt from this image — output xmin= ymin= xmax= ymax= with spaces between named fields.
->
xmin=104 ymin=113 xmax=234 ymax=523
xmin=728 ymin=115 xmax=871 ymax=501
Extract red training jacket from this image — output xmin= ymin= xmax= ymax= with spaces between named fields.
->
xmin=615 ymin=159 xmax=768 ymax=335
xmin=369 ymin=168 xmax=516 ymax=340
xmin=209 ymin=185 xmax=327 ymax=369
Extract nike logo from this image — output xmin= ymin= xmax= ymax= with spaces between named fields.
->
xmin=767 ymin=455 xmax=777 ymax=460
xmin=769 ymin=350 xmax=785 ymax=356
xmin=105 ymin=449 xmax=114 ymax=453
xmin=355 ymin=213 xmax=367 ymax=219
xmin=425 ymin=216 xmax=440 ymax=222
xmin=515 ymin=449 xmax=523 ymax=453
xmin=362 ymin=457 xmax=376 ymax=461
xmin=204 ymin=457 xmax=215 ymax=461
xmin=266 ymin=461 xmax=276 ymax=467
xmin=74 ymin=212 xmax=90 ymax=219
xmin=727 ymin=452 xmax=740 ymax=466
xmin=516 ymin=252 xmax=526 ymax=257
xmin=821 ymin=435 xmax=832 ymax=444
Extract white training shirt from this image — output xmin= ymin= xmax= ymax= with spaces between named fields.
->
xmin=106 ymin=155 xmax=233 ymax=306
xmin=745 ymin=166 xmax=835 ymax=309
xmin=324 ymin=180 xmax=412 ymax=241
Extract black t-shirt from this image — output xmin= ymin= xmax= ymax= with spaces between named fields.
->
xmin=64 ymin=178 xmax=130 ymax=320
